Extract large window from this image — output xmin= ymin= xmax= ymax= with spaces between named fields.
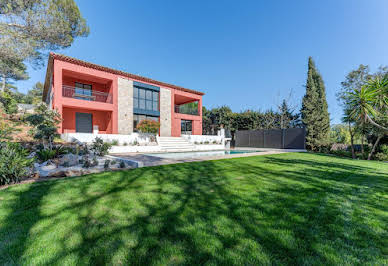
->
xmin=75 ymin=82 xmax=92 ymax=100
xmin=133 ymin=114 xmax=159 ymax=132
xmin=134 ymin=86 xmax=159 ymax=112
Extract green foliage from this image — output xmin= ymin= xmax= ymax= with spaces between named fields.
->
xmin=91 ymin=157 xmax=98 ymax=167
xmin=0 ymin=107 xmax=15 ymax=141
xmin=0 ymin=56 xmax=28 ymax=92
xmin=0 ymin=142 xmax=33 ymax=185
xmin=36 ymin=149 xmax=56 ymax=162
xmin=0 ymin=90 xmax=17 ymax=114
xmin=203 ymin=102 xmax=302 ymax=135
xmin=104 ymin=160 xmax=111 ymax=169
xmin=26 ymin=103 xmax=61 ymax=150
xmin=0 ymin=0 xmax=89 ymax=92
xmin=91 ymin=137 xmax=112 ymax=156
xmin=111 ymin=140 xmax=119 ymax=146
xmin=119 ymin=161 xmax=125 ymax=168
xmin=82 ymin=157 xmax=91 ymax=168
xmin=329 ymin=124 xmax=352 ymax=144
xmin=375 ymin=144 xmax=388 ymax=161
xmin=25 ymin=82 xmax=44 ymax=104
xmin=136 ymin=119 xmax=160 ymax=134
xmin=301 ymin=57 xmax=330 ymax=150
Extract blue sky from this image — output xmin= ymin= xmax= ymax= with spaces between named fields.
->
xmin=16 ymin=0 xmax=388 ymax=124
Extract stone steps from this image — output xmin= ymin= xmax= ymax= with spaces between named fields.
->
xmin=157 ymin=137 xmax=196 ymax=151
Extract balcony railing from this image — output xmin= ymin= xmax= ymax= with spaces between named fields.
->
xmin=62 ymin=85 xmax=113 ymax=103
xmin=174 ymin=105 xmax=199 ymax=115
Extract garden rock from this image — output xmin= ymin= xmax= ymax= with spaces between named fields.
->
xmin=41 ymin=164 xmax=56 ymax=171
xmin=27 ymin=152 xmax=36 ymax=159
xmin=59 ymin=154 xmax=79 ymax=167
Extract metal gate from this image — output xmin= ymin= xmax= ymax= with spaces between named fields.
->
xmin=235 ymin=128 xmax=305 ymax=149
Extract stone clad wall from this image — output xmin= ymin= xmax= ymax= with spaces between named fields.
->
xmin=159 ymin=87 xmax=171 ymax=136
xmin=117 ymin=77 xmax=133 ymax=134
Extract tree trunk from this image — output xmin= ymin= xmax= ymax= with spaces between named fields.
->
xmin=368 ymin=135 xmax=383 ymax=160
xmin=361 ymin=134 xmax=365 ymax=159
xmin=348 ymin=122 xmax=356 ymax=159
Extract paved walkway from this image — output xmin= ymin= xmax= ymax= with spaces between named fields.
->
xmin=109 ymin=148 xmax=306 ymax=167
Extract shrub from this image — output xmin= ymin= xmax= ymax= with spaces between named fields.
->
xmin=123 ymin=142 xmax=128 ymax=146
xmin=0 ymin=91 xmax=18 ymax=115
xmin=91 ymin=157 xmax=98 ymax=167
xmin=204 ymin=141 xmax=209 ymax=144
xmin=91 ymin=137 xmax=112 ymax=156
xmin=25 ymin=103 xmax=61 ymax=150
xmin=36 ymin=149 xmax=56 ymax=162
xmin=378 ymin=144 xmax=388 ymax=155
xmin=212 ymin=140 xmax=217 ymax=144
xmin=82 ymin=156 xmax=91 ymax=168
xmin=136 ymin=119 xmax=160 ymax=134
xmin=104 ymin=160 xmax=111 ymax=169
xmin=0 ymin=142 xmax=33 ymax=185
xmin=119 ymin=161 xmax=125 ymax=168
xmin=375 ymin=152 xmax=388 ymax=161
xmin=77 ymin=144 xmax=90 ymax=156
xmin=330 ymin=143 xmax=348 ymax=151
xmin=111 ymin=139 xmax=119 ymax=146
xmin=194 ymin=141 xmax=199 ymax=145
xmin=375 ymin=145 xmax=388 ymax=161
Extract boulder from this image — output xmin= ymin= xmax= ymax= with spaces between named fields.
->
xmin=40 ymin=164 xmax=56 ymax=171
xmin=59 ymin=153 xmax=79 ymax=167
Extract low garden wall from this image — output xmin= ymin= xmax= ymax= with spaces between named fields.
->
xmin=182 ymin=134 xmax=224 ymax=145
xmin=61 ymin=133 xmax=155 ymax=145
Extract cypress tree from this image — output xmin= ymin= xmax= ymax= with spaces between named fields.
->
xmin=301 ymin=57 xmax=330 ymax=150
xmin=313 ymin=63 xmax=330 ymax=142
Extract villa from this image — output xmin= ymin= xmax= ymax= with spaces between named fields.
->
xmin=42 ymin=53 xmax=204 ymax=138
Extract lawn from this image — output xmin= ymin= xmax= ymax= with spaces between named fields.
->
xmin=0 ymin=153 xmax=387 ymax=265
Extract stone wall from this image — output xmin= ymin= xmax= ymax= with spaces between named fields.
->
xmin=159 ymin=87 xmax=172 ymax=136
xmin=117 ymin=77 xmax=133 ymax=134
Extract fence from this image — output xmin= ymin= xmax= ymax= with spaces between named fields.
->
xmin=235 ymin=128 xmax=306 ymax=149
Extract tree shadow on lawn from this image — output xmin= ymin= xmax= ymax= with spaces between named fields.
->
xmin=0 ymin=154 xmax=386 ymax=265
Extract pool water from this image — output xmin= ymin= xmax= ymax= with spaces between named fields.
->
xmin=146 ymin=150 xmax=261 ymax=159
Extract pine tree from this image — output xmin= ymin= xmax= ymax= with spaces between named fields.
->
xmin=301 ymin=57 xmax=330 ymax=150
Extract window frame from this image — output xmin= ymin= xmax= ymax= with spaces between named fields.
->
xmin=133 ymin=85 xmax=159 ymax=113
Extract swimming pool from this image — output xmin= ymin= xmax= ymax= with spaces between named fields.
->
xmin=146 ymin=150 xmax=261 ymax=159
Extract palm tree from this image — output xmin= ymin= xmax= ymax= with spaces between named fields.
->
xmin=346 ymin=76 xmax=388 ymax=159
xmin=347 ymin=76 xmax=388 ymax=131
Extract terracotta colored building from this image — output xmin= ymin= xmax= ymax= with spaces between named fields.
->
xmin=43 ymin=53 xmax=203 ymax=137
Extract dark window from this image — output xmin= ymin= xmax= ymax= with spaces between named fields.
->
xmin=134 ymin=85 xmax=159 ymax=112
xmin=133 ymin=114 xmax=159 ymax=132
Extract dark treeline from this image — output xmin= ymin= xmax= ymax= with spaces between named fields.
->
xmin=202 ymin=99 xmax=302 ymax=135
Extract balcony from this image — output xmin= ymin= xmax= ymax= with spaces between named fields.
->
xmin=174 ymin=104 xmax=199 ymax=116
xmin=62 ymin=85 xmax=112 ymax=103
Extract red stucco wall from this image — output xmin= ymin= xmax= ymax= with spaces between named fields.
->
xmin=62 ymin=107 xmax=113 ymax=134
xmin=51 ymin=58 xmax=203 ymax=136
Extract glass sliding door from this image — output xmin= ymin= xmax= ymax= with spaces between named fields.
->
xmin=181 ymin=120 xmax=192 ymax=135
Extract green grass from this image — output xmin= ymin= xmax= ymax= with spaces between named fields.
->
xmin=0 ymin=153 xmax=387 ymax=265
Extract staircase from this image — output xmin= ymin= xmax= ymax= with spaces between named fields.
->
xmin=157 ymin=137 xmax=196 ymax=151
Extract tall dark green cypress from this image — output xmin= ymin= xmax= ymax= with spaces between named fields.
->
xmin=301 ymin=57 xmax=330 ymax=150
